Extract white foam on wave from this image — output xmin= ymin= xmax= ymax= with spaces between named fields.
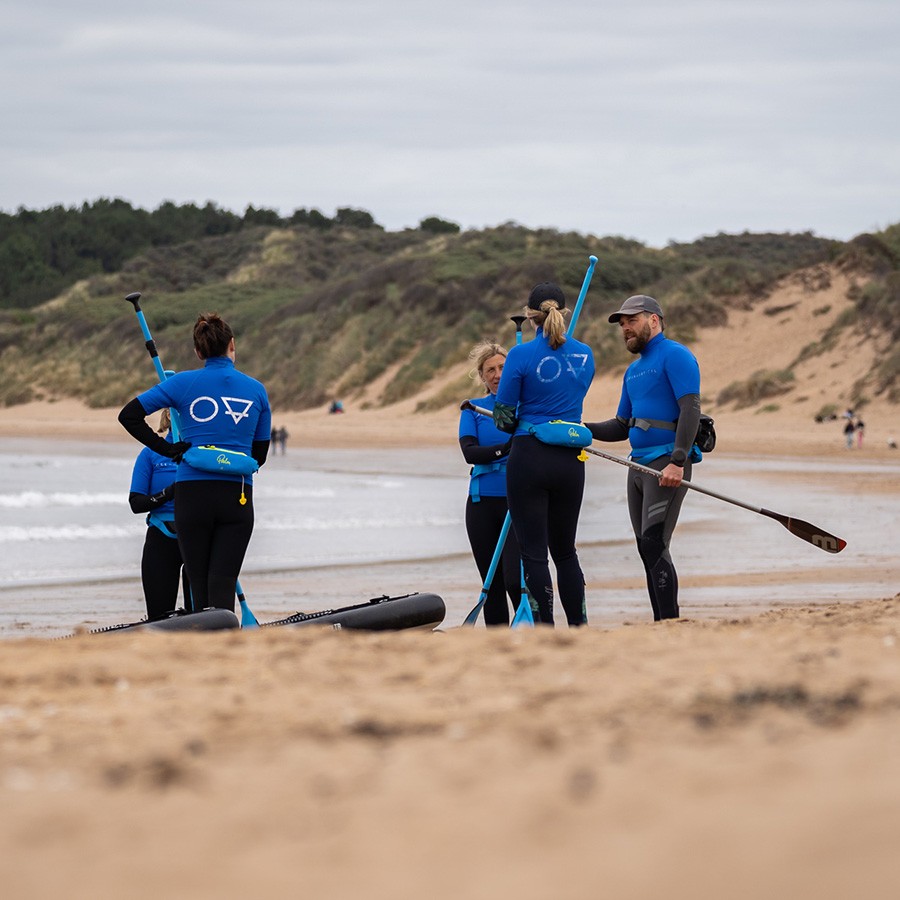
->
xmin=257 ymin=513 xmax=460 ymax=533
xmin=0 ymin=523 xmax=139 ymax=543
xmin=0 ymin=491 xmax=123 ymax=509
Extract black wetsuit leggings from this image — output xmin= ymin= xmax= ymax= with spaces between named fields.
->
xmin=627 ymin=455 xmax=691 ymax=621
xmin=505 ymin=435 xmax=587 ymax=626
xmin=174 ymin=480 xmax=254 ymax=612
xmin=465 ymin=495 xmax=522 ymax=626
xmin=141 ymin=525 xmax=190 ymax=620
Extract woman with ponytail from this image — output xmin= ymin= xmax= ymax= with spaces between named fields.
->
xmin=119 ymin=313 xmax=271 ymax=612
xmin=492 ymin=283 xmax=595 ymax=626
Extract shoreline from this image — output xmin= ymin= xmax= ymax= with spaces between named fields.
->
xmin=0 ymin=396 xmax=898 ymax=461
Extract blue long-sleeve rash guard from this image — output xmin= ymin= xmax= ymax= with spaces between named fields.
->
xmin=137 ymin=357 xmax=272 ymax=485
xmin=495 ymin=330 xmax=595 ymax=435
xmin=616 ymin=332 xmax=700 ymax=455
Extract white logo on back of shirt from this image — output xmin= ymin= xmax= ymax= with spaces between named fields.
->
xmin=222 ymin=397 xmax=253 ymax=424
xmin=188 ymin=395 xmax=254 ymax=424
xmin=535 ymin=353 xmax=591 ymax=383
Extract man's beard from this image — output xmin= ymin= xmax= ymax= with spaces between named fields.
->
xmin=624 ymin=321 xmax=652 ymax=354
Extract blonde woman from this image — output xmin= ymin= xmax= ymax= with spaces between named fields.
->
xmin=458 ymin=341 xmax=521 ymax=625
xmin=493 ymin=283 xmax=596 ymax=626
xmin=128 ymin=408 xmax=189 ymax=618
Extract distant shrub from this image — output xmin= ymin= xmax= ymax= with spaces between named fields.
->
xmin=717 ymin=369 xmax=795 ymax=409
xmin=419 ymin=216 xmax=461 ymax=235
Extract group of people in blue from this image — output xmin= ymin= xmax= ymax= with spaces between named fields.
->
xmin=118 ymin=282 xmax=701 ymax=628
xmin=459 ymin=284 xmax=702 ymax=626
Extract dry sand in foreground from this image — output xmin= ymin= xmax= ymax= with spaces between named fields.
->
xmin=2 ymin=597 xmax=900 ymax=899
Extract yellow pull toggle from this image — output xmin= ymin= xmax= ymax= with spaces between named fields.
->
xmin=577 ymin=449 xmax=589 ymax=463
xmin=239 ymin=476 xmax=247 ymax=505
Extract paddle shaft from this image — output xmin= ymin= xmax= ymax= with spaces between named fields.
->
xmin=462 ymin=401 xmax=846 ymax=555
xmin=123 ymin=292 xmax=261 ymax=623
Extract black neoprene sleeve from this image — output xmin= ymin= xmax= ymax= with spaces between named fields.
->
xmin=459 ymin=435 xmax=512 ymax=465
xmin=118 ymin=398 xmax=177 ymax=457
xmin=586 ymin=417 xmax=629 ymax=442
xmin=671 ymin=393 xmax=701 ymax=466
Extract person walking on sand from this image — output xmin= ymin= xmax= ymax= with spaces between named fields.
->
xmin=856 ymin=418 xmax=865 ymax=449
xmin=493 ymin=282 xmax=595 ymax=627
xmin=127 ymin=408 xmax=190 ymax=619
xmin=585 ymin=295 xmax=702 ymax=622
xmin=118 ymin=313 xmax=271 ymax=612
xmin=843 ymin=417 xmax=856 ymax=450
xmin=458 ymin=340 xmax=522 ymax=626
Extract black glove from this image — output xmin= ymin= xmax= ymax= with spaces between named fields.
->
xmin=167 ymin=441 xmax=191 ymax=462
xmin=148 ymin=482 xmax=175 ymax=508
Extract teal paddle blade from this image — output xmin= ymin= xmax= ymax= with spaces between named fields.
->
xmin=510 ymin=596 xmax=534 ymax=629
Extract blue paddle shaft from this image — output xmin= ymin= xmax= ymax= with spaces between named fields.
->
xmin=461 ymin=254 xmax=598 ymax=627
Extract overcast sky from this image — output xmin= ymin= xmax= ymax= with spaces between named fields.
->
xmin=1 ymin=0 xmax=897 ymax=246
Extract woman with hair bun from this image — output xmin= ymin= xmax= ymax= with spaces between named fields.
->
xmin=118 ymin=313 xmax=271 ymax=612
xmin=458 ymin=340 xmax=522 ymax=626
xmin=492 ymin=283 xmax=595 ymax=626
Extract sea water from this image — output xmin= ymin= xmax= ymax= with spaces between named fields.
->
xmin=0 ymin=437 xmax=895 ymax=635
xmin=0 ymin=438 xmax=640 ymax=590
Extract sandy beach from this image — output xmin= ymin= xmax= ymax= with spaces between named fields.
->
xmin=1 ymin=390 xmax=899 ymax=898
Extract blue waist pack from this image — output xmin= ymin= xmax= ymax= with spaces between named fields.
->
xmin=182 ymin=445 xmax=259 ymax=476
xmin=521 ymin=420 xmax=593 ymax=448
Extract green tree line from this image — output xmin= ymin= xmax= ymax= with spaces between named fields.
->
xmin=0 ymin=199 xmax=462 ymax=310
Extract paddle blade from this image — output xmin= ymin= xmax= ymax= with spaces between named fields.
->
xmin=463 ymin=592 xmax=487 ymax=627
xmin=510 ymin=596 xmax=534 ymax=629
xmin=763 ymin=509 xmax=847 ymax=553
xmin=239 ymin=597 xmax=260 ymax=628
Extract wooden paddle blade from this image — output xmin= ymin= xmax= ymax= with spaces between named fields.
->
xmin=763 ymin=509 xmax=847 ymax=553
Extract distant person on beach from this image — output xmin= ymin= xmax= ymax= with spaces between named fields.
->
xmin=128 ymin=408 xmax=190 ymax=619
xmin=843 ymin=418 xmax=856 ymax=449
xmin=856 ymin=418 xmax=865 ymax=449
xmin=119 ymin=313 xmax=271 ymax=612
xmin=586 ymin=295 xmax=702 ymax=622
xmin=329 ymin=399 xmax=344 ymax=414
xmin=493 ymin=283 xmax=595 ymax=627
xmin=272 ymin=426 xmax=289 ymax=454
xmin=458 ymin=340 xmax=522 ymax=626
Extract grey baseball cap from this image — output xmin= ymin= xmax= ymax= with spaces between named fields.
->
xmin=608 ymin=294 xmax=664 ymax=323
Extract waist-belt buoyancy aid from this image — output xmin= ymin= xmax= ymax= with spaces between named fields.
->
xmin=623 ymin=416 xmax=676 ymax=432
xmin=147 ymin=511 xmax=177 ymax=538
xmin=469 ymin=461 xmax=507 ymax=502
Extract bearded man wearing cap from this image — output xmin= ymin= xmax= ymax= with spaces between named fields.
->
xmin=585 ymin=295 xmax=702 ymax=621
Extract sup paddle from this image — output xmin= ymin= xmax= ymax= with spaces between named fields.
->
xmin=581 ymin=444 xmax=847 ymax=554
xmin=507 ymin=314 xmax=534 ymax=629
xmin=124 ymin=291 xmax=261 ymax=626
xmin=461 ymin=400 xmax=847 ymax=554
